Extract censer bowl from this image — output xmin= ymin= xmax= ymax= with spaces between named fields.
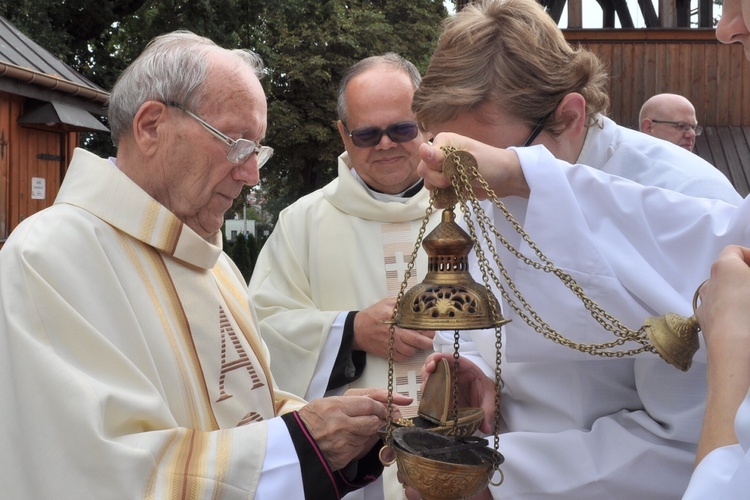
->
xmin=392 ymin=427 xmax=501 ymax=500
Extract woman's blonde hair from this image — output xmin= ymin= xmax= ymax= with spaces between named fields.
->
xmin=413 ymin=0 xmax=609 ymax=134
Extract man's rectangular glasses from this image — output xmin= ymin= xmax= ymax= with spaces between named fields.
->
xmin=651 ymin=119 xmax=703 ymax=136
xmin=167 ymin=102 xmax=274 ymax=167
xmin=342 ymin=121 xmax=419 ymax=148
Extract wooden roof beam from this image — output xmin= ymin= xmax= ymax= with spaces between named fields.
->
xmin=568 ymin=0 xmax=582 ymax=29
xmin=698 ymin=0 xmax=714 ymax=27
xmin=660 ymin=0 xmax=677 ymax=27
xmin=637 ymin=0 xmax=660 ymax=27
xmin=543 ymin=0 xmax=567 ymax=24
xmin=611 ymin=0 xmax=636 ymax=27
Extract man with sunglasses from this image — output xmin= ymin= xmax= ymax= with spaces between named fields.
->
xmin=249 ymin=53 xmax=438 ymax=499
xmin=406 ymin=1 xmax=742 ymax=499
xmin=0 ymin=31 xmax=405 ymax=498
xmin=639 ymin=93 xmax=703 ymax=152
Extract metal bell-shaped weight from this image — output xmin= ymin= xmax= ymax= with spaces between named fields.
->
xmin=644 ymin=313 xmax=700 ymax=371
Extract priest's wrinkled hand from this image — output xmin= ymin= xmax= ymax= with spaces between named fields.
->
xmin=417 ymin=133 xmax=530 ymax=205
xmin=345 ymin=387 xmax=413 ymax=424
xmin=352 ymin=297 xmax=434 ymax=362
xmin=421 ymin=352 xmax=497 ymax=434
xmin=298 ymin=392 xmax=406 ymax=471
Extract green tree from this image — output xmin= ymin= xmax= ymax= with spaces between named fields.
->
xmin=248 ymin=0 xmax=447 ymax=216
xmin=221 ymin=224 xmax=230 ymax=252
xmin=1 ymin=0 xmax=152 ymax=157
xmin=246 ymin=233 xmax=260 ymax=275
xmin=4 ymin=0 xmax=446 ymax=223
xmin=0 ymin=0 xmax=154 ymax=94
xmin=229 ymin=233 xmax=253 ymax=283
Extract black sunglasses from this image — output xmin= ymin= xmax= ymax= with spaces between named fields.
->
xmin=342 ymin=121 xmax=419 ymax=148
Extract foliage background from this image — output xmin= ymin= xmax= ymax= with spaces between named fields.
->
xmin=2 ymin=0 xmax=447 ymax=219
xmin=1 ymin=0 xmax=447 ymax=280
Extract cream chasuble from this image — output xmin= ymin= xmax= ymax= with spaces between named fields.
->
xmin=250 ymin=153 xmax=439 ymax=404
xmin=250 ymin=153 xmax=440 ymax=499
xmin=0 ymin=149 xmax=306 ymax=499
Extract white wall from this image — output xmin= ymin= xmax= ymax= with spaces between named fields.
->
xmin=224 ymin=219 xmax=256 ymax=241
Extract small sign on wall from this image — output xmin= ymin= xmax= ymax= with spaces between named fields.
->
xmin=31 ymin=177 xmax=46 ymax=200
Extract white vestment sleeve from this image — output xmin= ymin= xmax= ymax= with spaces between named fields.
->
xmin=500 ymin=144 xmax=750 ymax=498
xmin=683 ymin=393 xmax=750 ymax=499
xmin=683 ymin=445 xmax=747 ymax=499
xmin=257 ymin=417 xmax=304 ymax=497
xmin=514 ymin=144 xmax=750 ymax=311
xmin=307 ymin=312 xmax=347 ymax=400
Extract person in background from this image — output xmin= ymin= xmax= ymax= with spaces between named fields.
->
xmin=411 ymin=0 xmax=750 ymax=497
xmin=408 ymin=0 xmax=742 ymax=497
xmin=249 ymin=53 xmax=437 ymax=499
xmin=639 ymin=93 xmax=703 ymax=152
xmin=0 ymin=31 xmax=410 ymax=499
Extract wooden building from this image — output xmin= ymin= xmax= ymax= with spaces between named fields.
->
xmin=0 ymin=16 xmax=108 ymax=246
xmin=564 ymin=28 xmax=750 ymax=196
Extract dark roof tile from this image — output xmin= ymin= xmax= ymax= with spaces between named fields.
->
xmin=0 ymin=15 xmax=103 ymax=92
xmin=695 ymin=127 xmax=750 ymax=197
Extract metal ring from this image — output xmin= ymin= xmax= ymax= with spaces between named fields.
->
xmin=693 ymin=279 xmax=708 ymax=313
xmin=489 ymin=467 xmax=505 ymax=487
xmin=379 ymin=445 xmax=397 ymax=466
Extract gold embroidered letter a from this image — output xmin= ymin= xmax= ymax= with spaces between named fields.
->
xmin=216 ymin=306 xmax=263 ymax=402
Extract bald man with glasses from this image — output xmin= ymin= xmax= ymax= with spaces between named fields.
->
xmin=640 ymin=93 xmax=703 ymax=152
xmin=249 ymin=53 xmax=440 ymax=500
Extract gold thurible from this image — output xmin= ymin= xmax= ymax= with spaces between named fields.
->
xmin=380 ymin=147 xmax=701 ymax=500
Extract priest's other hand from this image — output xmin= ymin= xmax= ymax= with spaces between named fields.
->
xmin=298 ymin=390 xmax=411 ymax=471
xmin=352 ymin=297 xmax=434 ymax=362
xmin=417 ymin=133 xmax=530 ymax=204
xmin=421 ymin=352 xmax=497 ymax=435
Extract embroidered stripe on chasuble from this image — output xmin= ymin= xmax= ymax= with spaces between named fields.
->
xmin=383 ymin=222 xmax=426 ymax=419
